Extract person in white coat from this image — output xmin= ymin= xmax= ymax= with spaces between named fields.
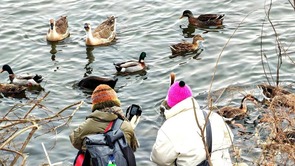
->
xmin=150 ymin=81 xmax=233 ymax=166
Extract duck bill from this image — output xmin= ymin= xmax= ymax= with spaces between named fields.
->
xmin=84 ymin=24 xmax=89 ymax=31
xmin=179 ymin=15 xmax=184 ymax=19
xmin=50 ymin=23 xmax=54 ymax=30
xmin=0 ymin=69 xmax=3 ymax=73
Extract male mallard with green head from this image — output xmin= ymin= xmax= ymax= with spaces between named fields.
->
xmin=1 ymin=64 xmax=43 ymax=86
xmin=180 ymin=10 xmax=225 ymax=28
xmin=170 ymin=34 xmax=204 ymax=57
xmin=84 ymin=16 xmax=116 ymax=46
xmin=46 ymin=16 xmax=70 ymax=41
xmin=113 ymin=52 xmax=147 ymax=73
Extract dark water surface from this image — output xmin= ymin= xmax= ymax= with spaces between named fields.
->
xmin=1 ymin=0 xmax=295 ymax=165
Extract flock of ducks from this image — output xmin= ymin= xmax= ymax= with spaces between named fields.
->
xmin=1 ymin=10 xmax=222 ymax=96
xmin=1 ymin=9 xmax=294 ymax=143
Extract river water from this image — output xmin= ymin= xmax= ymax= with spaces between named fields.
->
xmin=1 ymin=0 xmax=295 ymax=165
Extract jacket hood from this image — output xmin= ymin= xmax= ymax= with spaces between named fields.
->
xmin=165 ymin=97 xmax=200 ymax=119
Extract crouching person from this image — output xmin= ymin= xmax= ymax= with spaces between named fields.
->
xmin=70 ymin=84 xmax=139 ymax=165
xmin=151 ymin=81 xmax=233 ymax=166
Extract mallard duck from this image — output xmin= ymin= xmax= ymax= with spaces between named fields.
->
xmin=217 ymin=94 xmax=259 ymax=120
xmin=84 ymin=16 xmax=116 ymax=46
xmin=113 ymin=52 xmax=147 ymax=73
xmin=258 ymin=84 xmax=294 ymax=110
xmin=258 ymin=84 xmax=290 ymax=99
xmin=78 ymin=76 xmax=118 ymax=90
xmin=0 ymin=83 xmax=26 ymax=96
xmin=46 ymin=16 xmax=70 ymax=41
xmin=180 ymin=10 xmax=225 ymax=28
xmin=169 ymin=34 xmax=204 ymax=57
xmin=1 ymin=64 xmax=43 ymax=86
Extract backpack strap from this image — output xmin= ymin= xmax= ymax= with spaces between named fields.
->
xmin=202 ymin=111 xmax=212 ymax=155
xmin=104 ymin=121 xmax=114 ymax=133
xmin=111 ymin=118 xmax=124 ymax=131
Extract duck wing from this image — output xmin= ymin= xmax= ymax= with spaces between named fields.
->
xmin=93 ymin=16 xmax=116 ymax=39
xmin=170 ymin=43 xmax=194 ymax=55
xmin=113 ymin=60 xmax=144 ymax=73
xmin=197 ymin=14 xmax=225 ymax=21
xmin=114 ymin=60 xmax=139 ymax=68
xmin=16 ymin=74 xmax=43 ymax=83
xmin=55 ymin=16 xmax=69 ymax=35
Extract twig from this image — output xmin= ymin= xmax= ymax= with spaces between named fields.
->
xmin=192 ymin=98 xmax=212 ymax=166
xmin=42 ymin=142 xmax=52 ymax=166
xmin=0 ymin=124 xmax=38 ymax=149
xmin=11 ymin=122 xmax=38 ymax=166
xmin=208 ymin=11 xmax=253 ymax=105
xmin=23 ymin=91 xmax=50 ymax=119
xmin=1 ymin=148 xmax=27 ymax=166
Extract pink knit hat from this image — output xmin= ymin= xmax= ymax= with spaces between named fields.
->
xmin=167 ymin=81 xmax=193 ymax=108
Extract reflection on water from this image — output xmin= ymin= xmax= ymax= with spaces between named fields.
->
xmin=180 ymin=24 xmax=196 ymax=38
xmin=49 ymin=42 xmax=58 ymax=61
xmin=85 ymin=47 xmax=95 ymax=77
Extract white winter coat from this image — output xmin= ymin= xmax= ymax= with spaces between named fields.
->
xmin=150 ymin=97 xmax=233 ymax=166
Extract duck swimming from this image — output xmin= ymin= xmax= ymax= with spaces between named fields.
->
xmin=258 ymin=84 xmax=290 ymax=99
xmin=46 ymin=16 xmax=70 ymax=41
xmin=217 ymin=94 xmax=259 ymax=120
xmin=113 ymin=52 xmax=147 ymax=74
xmin=180 ymin=10 xmax=225 ymax=28
xmin=1 ymin=64 xmax=43 ymax=86
xmin=78 ymin=76 xmax=118 ymax=91
xmin=0 ymin=83 xmax=27 ymax=98
xmin=169 ymin=34 xmax=204 ymax=57
xmin=84 ymin=16 xmax=116 ymax=46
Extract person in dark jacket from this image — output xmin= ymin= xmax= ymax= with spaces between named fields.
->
xmin=70 ymin=84 xmax=139 ymax=152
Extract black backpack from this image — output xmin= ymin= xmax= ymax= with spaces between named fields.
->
xmin=82 ymin=118 xmax=136 ymax=166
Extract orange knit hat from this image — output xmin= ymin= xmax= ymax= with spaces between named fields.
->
xmin=91 ymin=84 xmax=121 ymax=111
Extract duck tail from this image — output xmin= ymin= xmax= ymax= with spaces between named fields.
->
xmin=33 ymin=74 xmax=43 ymax=83
xmin=113 ymin=63 xmax=122 ymax=72
xmin=169 ymin=45 xmax=176 ymax=51
xmin=218 ymin=14 xmax=225 ymax=20
xmin=110 ymin=77 xmax=118 ymax=89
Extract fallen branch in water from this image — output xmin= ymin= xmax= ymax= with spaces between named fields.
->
xmin=0 ymin=91 xmax=83 ymax=166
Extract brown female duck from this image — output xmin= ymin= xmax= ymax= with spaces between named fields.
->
xmin=84 ymin=16 xmax=116 ymax=46
xmin=258 ymin=84 xmax=290 ymax=99
xmin=0 ymin=83 xmax=27 ymax=98
xmin=258 ymin=84 xmax=294 ymax=111
xmin=169 ymin=34 xmax=204 ymax=57
xmin=180 ymin=10 xmax=225 ymax=28
xmin=217 ymin=94 xmax=259 ymax=120
xmin=46 ymin=16 xmax=70 ymax=41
